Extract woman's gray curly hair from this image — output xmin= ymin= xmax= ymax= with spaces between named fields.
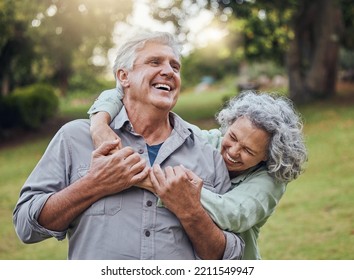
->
xmin=217 ymin=91 xmax=308 ymax=183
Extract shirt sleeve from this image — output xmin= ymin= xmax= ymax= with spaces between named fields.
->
xmin=208 ymin=145 xmax=245 ymax=258
xmin=185 ymin=123 xmax=223 ymax=150
xmin=200 ymin=170 xmax=286 ymax=233
xmin=87 ymin=88 xmax=123 ymax=120
xmin=13 ymin=128 xmax=71 ymax=243
xmin=222 ymin=231 xmax=245 ymax=260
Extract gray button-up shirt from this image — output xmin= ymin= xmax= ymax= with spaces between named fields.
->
xmin=13 ymin=107 xmax=243 ymax=260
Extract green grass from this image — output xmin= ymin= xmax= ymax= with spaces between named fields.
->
xmin=1 ymin=87 xmax=353 ymax=259
xmin=258 ymin=101 xmax=354 ymax=259
xmin=0 ymin=137 xmax=68 ymax=259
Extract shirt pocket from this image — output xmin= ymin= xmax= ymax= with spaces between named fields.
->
xmin=77 ymin=167 xmax=122 ymax=216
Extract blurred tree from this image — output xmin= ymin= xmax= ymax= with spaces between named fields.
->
xmin=285 ymin=0 xmax=343 ymax=103
xmin=0 ymin=0 xmax=132 ymax=96
xmin=181 ymin=18 xmax=243 ymax=87
xmin=0 ymin=1 xmax=37 ymax=96
xmin=149 ymin=0 xmax=351 ymax=104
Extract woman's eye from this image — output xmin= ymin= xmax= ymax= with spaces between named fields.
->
xmin=230 ymin=135 xmax=237 ymax=142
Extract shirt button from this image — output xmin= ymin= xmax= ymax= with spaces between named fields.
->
xmin=145 ymin=230 xmax=150 ymax=237
xmin=146 ymin=200 xmax=153 ymax=207
xmin=138 ymin=148 xmax=144 ymax=154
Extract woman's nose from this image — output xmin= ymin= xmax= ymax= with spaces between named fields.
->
xmin=229 ymin=143 xmax=241 ymax=156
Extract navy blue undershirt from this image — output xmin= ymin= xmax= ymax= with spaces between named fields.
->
xmin=146 ymin=143 xmax=163 ymax=165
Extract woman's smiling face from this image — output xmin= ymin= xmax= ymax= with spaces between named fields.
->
xmin=221 ymin=116 xmax=270 ymax=176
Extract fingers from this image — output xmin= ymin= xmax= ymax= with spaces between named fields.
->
xmin=180 ymin=165 xmax=203 ymax=188
xmin=117 ymin=138 xmax=123 ymax=149
xmin=131 ymin=165 xmax=150 ymax=185
xmin=106 ymin=137 xmax=122 ymax=154
xmin=150 ymin=164 xmax=165 ymax=189
xmin=93 ymin=139 xmax=121 ymax=157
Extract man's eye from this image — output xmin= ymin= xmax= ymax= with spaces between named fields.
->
xmin=172 ymin=64 xmax=180 ymax=72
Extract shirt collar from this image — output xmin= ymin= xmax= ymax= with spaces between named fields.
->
xmin=112 ymin=106 xmax=131 ymax=131
xmin=111 ymin=106 xmax=193 ymax=141
xmin=230 ymin=162 xmax=267 ymax=184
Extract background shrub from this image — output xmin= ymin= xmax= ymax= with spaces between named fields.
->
xmin=0 ymin=96 xmax=21 ymax=129
xmin=1 ymin=83 xmax=59 ymax=129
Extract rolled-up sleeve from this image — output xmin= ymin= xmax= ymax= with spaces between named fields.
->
xmin=222 ymin=231 xmax=244 ymax=260
xmin=13 ymin=128 xmax=71 ymax=243
xmin=13 ymin=192 xmax=66 ymax=243
xmin=87 ymin=88 xmax=123 ymax=120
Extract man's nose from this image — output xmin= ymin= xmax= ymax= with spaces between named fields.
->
xmin=160 ymin=63 xmax=174 ymax=77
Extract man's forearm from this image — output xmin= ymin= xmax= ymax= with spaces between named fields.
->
xmin=38 ymin=175 xmax=104 ymax=231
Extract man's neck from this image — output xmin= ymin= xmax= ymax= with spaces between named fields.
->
xmin=125 ymin=103 xmax=173 ymax=146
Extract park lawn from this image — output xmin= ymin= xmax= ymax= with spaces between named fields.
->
xmin=0 ymin=89 xmax=353 ymax=259
xmin=258 ymin=101 xmax=354 ymax=259
xmin=0 ymin=137 xmax=68 ymax=259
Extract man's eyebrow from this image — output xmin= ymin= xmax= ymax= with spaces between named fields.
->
xmin=145 ymin=56 xmax=160 ymax=61
xmin=144 ymin=55 xmax=181 ymax=67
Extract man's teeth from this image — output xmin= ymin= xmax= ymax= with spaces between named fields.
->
xmin=226 ymin=153 xmax=239 ymax=163
xmin=154 ymin=84 xmax=171 ymax=91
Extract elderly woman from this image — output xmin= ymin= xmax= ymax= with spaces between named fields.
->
xmin=88 ymin=90 xmax=307 ymax=259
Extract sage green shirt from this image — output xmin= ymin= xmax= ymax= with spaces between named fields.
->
xmin=88 ymin=88 xmax=287 ymax=260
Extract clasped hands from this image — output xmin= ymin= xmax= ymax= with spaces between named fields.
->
xmin=89 ymin=138 xmax=203 ymax=211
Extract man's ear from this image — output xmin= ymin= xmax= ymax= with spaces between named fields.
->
xmin=116 ymin=69 xmax=129 ymax=87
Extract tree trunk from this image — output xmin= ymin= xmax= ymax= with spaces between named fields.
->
xmin=1 ymin=74 xmax=10 ymax=96
xmin=287 ymin=0 xmax=343 ymax=104
xmin=58 ymin=74 xmax=69 ymax=97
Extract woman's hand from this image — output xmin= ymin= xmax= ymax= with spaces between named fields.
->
xmin=135 ymin=174 xmax=156 ymax=193
xmin=149 ymin=164 xmax=203 ymax=216
xmin=90 ymin=112 xmax=122 ymax=152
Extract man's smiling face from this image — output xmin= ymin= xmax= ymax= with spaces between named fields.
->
xmin=123 ymin=41 xmax=181 ymax=112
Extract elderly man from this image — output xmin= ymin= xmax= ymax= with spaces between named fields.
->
xmin=13 ymin=30 xmax=243 ymax=260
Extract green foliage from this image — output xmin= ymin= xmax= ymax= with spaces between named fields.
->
xmin=8 ymin=84 xmax=59 ymax=129
xmin=181 ymin=38 xmax=241 ymax=88
xmin=68 ymin=74 xmax=115 ymax=97
xmin=243 ymin=61 xmax=286 ymax=80
xmin=339 ymin=48 xmax=354 ymax=70
xmin=341 ymin=0 xmax=354 ymax=49
xmin=0 ymin=95 xmax=20 ymax=129
xmin=0 ymin=0 xmax=133 ymax=96
xmin=175 ymin=89 xmax=236 ymax=122
xmin=149 ymin=0 xmax=298 ymax=64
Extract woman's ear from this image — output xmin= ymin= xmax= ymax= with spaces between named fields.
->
xmin=116 ymin=69 xmax=129 ymax=87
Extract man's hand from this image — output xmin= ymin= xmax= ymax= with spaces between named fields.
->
xmin=88 ymin=140 xmax=149 ymax=196
xmin=38 ymin=140 xmax=149 ymax=231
